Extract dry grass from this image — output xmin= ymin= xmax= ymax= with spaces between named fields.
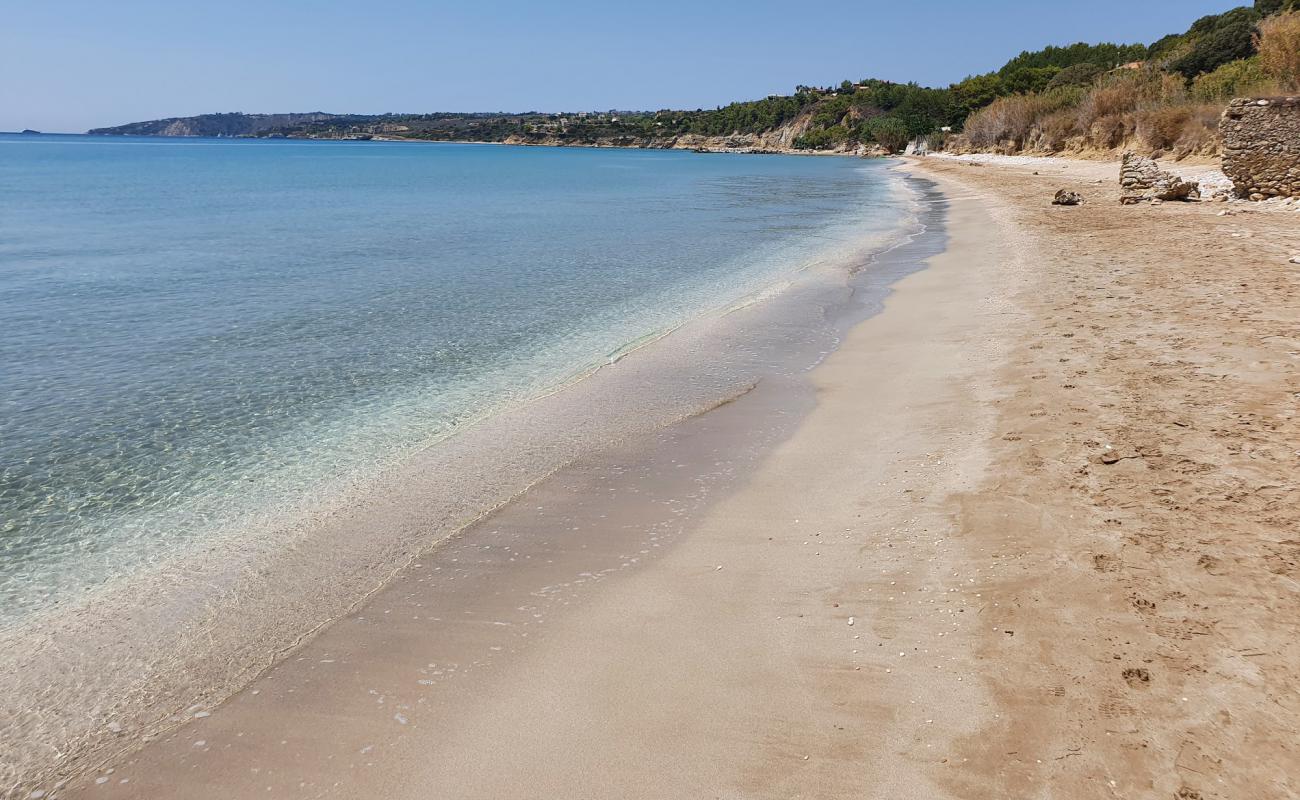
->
xmin=1137 ymin=106 xmax=1192 ymax=150
xmin=958 ymin=68 xmax=1227 ymax=158
xmin=1256 ymin=11 xmax=1300 ymax=91
xmin=963 ymin=90 xmax=1082 ymax=149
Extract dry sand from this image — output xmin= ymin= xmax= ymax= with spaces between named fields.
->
xmin=57 ymin=158 xmax=1300 ymax=799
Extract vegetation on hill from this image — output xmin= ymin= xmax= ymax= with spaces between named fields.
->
xmin=88 ymin=112 xmax=339 ymax=137
xmin=956 ymin=1 xmax=1300 ymax=158
xmin=89 ymin=2 xmax=1298 ymax=157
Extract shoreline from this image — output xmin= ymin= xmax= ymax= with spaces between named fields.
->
xmin=25 ymin=151 xmax=1300 ymax=799
xmin=2 ymin=164 xmax=927 ymax=796
xmin=48 ymin=169 xmax=974 ymax=799
xmin=59 ymin=131 xmax=874 ymax=157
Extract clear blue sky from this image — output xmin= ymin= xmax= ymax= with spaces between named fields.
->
xmin=3 ymin=0 xmax=1238 ymax=132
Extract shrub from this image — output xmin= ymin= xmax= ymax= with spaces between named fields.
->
xmin=1077 ymin=79 xmax=1143 ymax=124
xmin=1171 ymin=104 xmax=1224 ymax=159
xmin=962 ymin=95 xmax=1030 ymax=147
xmin=1191 ymin=57 xmax=1273 ymax=100
xmin=793 ymin=128 xmax=832 ymax=150
xmin=1256 ymin=10 xmax=1300 ymax=90
xmin=924 ymin=129 xmax=951 ymax=151
xmin=962 ymin=90 xmax=1079 ymax=149
xmin=1089 ymin=114 xmax=1133 ymax=149
xmin=864 ymin=117 xmax=911 ymax=152
xmin=1035 ymin=109 xmax=1083 ymax=150
xmin=1137 ymin=106 xmax=1192 ymax=150
xmin=793 ymin=125 xmax=850 ymax=150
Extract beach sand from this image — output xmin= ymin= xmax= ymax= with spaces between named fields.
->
xmin=57 ymin=158 xmax=1300 ymax=799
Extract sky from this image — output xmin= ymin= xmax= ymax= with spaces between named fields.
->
xmin=2 ymin=0 xmax=1239 ymax=133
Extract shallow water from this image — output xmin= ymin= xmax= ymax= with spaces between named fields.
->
xmin=0 ymin=135 xmax=908 ymax=623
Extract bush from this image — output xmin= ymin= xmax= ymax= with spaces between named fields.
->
xmin=1171 ymin=105 xmax=1224 ymax=159
xmin=962 ymin=90 xmax=1078 ymax=149
xmin=962 ymin=95 xmax=1029 ymax=147
xmin=1191 ymin=57 xmax=1273 ymax=100
xmin=793 ymin=125 xmax=850 ymax=150
xmin=1256 ymin=10 xmax=1300 ymax=90
xmin=1077 ymin=79 xmax=1144 ymax=124
xmin=792 ymin=129 xmax=832 ymax=150
xmin=1089 ymin=114 xmax=1133 ymax=149
xmin=864 ymin=117 xmax=910 ymax=152
xmin=1137 ymin=106 xmax=1192 ymax=150
xmin=1035 ymin=109 xmax=1083 ymax=150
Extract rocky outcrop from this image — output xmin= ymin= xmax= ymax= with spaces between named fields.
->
xmin=1119 ymin=152 xmax=1201 ymax=204
xmin=1220 ymin=97 xmax=1300 ymax=200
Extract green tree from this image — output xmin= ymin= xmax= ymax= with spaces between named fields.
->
xmin=864 ymin=117 xmax=910 ymax=152
xmin=1171 ymin=7 xmax=1262 ymax=78
xmin=950 ymin=73 xmax=1006 ymax=116
xmin=1046 ymin=62 xmax=1106 ymax=89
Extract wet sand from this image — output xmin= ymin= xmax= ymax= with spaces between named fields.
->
xmin=55 ymin=156 xmax=1300 ymax=799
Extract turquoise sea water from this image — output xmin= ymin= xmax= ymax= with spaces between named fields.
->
xmin=0 ymin=134 xmax=906 ymax=622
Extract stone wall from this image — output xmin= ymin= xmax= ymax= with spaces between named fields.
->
xmin=1221 ymin=97 xmax=1300 ymax=200
xmin=1119 ymin=152 xmax=1201 ymax=204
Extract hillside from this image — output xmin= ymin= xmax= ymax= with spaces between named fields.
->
xmin=88 ymin=1 xmax=1299 ymax=157
xmin=953 ymin=0 xmax=1300 ymax=158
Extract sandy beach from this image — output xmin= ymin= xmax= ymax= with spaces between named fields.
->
xmin=50 ymin=156 xmax=1300 ymax=799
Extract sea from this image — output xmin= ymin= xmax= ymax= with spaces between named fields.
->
xmin=0 ymin=133 xmax=913 ymax=625
xmin=0 ymin=133 xmax=928 ymax=787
